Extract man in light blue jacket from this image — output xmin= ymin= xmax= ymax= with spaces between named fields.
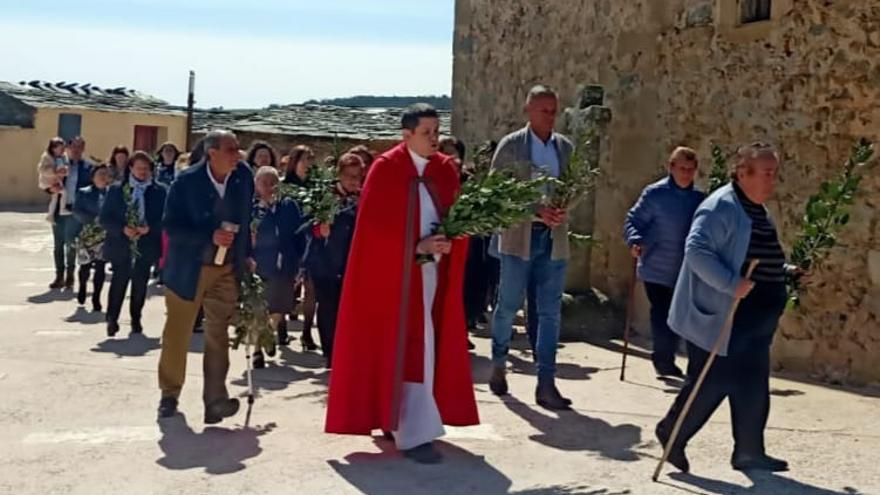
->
xmin=624 ymin=146 xmax=705 ymax=377
xmin=656 ymin=142 xmax=796 ymax=474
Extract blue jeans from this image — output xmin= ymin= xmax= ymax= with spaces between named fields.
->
xmin=52 ymin=215 xmax=79 ymax=276
xmin=491 ymin=226 xmax=567 ymax=381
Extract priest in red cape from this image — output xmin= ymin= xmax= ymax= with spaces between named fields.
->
xmin=325 ymin=103 xmax=479 ymax=463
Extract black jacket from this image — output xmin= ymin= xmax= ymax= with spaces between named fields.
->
xmin=100 ymin=181 xmax=166 ymax=265
xmin=72 ymin=185 xmax=108 ymax=225
xmin=305 ymin=192 xmax=357 ymax=282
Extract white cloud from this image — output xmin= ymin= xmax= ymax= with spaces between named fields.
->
xmin=0 ymin=21 xmax=452 ymax=108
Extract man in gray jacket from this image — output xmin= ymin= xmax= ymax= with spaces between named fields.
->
xmin=489 ymin=85 xmax=574 ymax=410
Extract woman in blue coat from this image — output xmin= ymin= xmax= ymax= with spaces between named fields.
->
xmin=624 ymin=146 xmax=706 ymax=377
xmin=304 ymin=153 xmax=363 ymax=368
xmin=100 ymin=151 xmax=167 ymax=337
xmin=251 ymin=166 xmax=306 ymax=367
xmin=73 ymin=164 xmax=112 ymax=312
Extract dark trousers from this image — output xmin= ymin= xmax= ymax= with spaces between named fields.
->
xmin=659 ymin=282 xmax=786 ymax=455
xmin=107 ymin=256 xmax=153 ymax=324
xmin=78 ymin=261 xmax=106 ymax=304
xmin=52 ymin=216 xmax=77 ymax=277
xmin=312 ymin=276 xmax=342 ymax=364
xmin=644 ymin=282 xmax=680 ymax=367
xmin=464 ymin=236 xmax=496 ymax=326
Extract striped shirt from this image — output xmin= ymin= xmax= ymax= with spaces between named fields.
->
xmin=734 ymin=183 xmax=786 ymax=283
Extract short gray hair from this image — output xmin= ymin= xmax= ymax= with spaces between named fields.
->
xmin=203 ymin=130 xmax=236 ymax=153
xmin=731 ymin=141 xmax=780 ymax=181
xmin=525 ymin=84 xmax=558 ymax=105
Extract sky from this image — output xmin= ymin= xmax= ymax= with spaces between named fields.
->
xmin=0 ymin=0 xmax=454 ymax=108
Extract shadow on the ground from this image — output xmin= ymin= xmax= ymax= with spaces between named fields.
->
xmin=65 ymin=306 xmax=104 ymax=325
xmin=328 ymin=437 xmax=512 ymax=494
xmin=469 ymin=344 xmax=600 ymax=386
xmin=27 ymin=289 xmax=75 ymax=304
xmin=90 ymin=333 xmax=160 ymax=357
xmin=512 ymin=484 xmax=632 ymax=495
xmin=155 ymin=413 xmax=274 ymax=475
xmin=500 ymin=394 xmax=642 ymax=461
xmin=667 ymin=471 xmax=867 ymax=495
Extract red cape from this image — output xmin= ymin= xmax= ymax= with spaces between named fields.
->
xmin=325 ymin=143 xmax=479 ymax=435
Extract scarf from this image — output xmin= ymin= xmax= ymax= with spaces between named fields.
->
xmin=128 ymin=175 xmax=149 ymax=224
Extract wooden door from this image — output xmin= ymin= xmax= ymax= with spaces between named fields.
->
xmin=133 ymin=125 xmax=158 ymax=153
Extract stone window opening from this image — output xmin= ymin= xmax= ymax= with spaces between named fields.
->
xmin=740 ymin=0 xmax=771 ymax=24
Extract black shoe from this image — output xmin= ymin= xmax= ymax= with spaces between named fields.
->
xmin=382 ymin=430 xmax=394 ymax=441
xmin=654 ymin=361 xmax=685 ymax=378
xmin=76 ymin=285 xmax=87 ymax=305
xmin=402 ymin=442 xmax=443 ymax=464
xmin=131 ymin=319 xmax=143 ymax=334
xmin=655 ymin=421 xmax=690 ymax=473
xmin=732 ymin=452 xmax=789 ymax=472
xmin=277 ymin=320 xmax=290 ymax=346
xmin=252 ymin=351 xmax=266 ymax=369
xmin=158 ymin=397 xmax=178 ymax=418
xmin=536 ymin=381 xmax=572 ymax=411
xmin=301 ymin=332 xmax=318 ymax=351
xmin=467 ymin=338 xmax=476 ymax=350
xmin=489 ymin=365 xmax=508 ymax=396
xmin=49 ymin=274 xmax=64 ymax=290
xmin=92 ymin=300 xmax=102 ymax=313
xmin=64 ymin=271 xmax=75 ymax=291
xmin=204 ymin=398 xmax=240 ymax=424
xmin=107 ymin=321 xmax=120 ymax=337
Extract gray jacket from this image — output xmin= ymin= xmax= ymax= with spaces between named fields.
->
xmin=491 ymin=125 xmax=573 ymax=261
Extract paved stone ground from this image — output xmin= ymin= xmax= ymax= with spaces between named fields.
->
xmin=0 ymin=209 xmax=878 ymax=495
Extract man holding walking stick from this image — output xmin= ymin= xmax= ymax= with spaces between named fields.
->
xmin=656 ymin=142 xmax=799 ymax=473
xmin=623 ymin=147 xmax=705 ymax=378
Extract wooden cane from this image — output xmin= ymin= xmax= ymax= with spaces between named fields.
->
xmin=620 ymin=257 xmax=638 ymax=381
xmin=651 ymin=259 xmax=760 ymax=482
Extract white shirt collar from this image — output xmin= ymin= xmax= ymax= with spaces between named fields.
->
xmin=206 ymin=161 xmax=229 ymax=198
xmin=407 ymin=146 xmax=430 ymax=175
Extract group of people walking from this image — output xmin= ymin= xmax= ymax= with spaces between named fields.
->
xmin=35 ymin=84 xmax=798 ymax=473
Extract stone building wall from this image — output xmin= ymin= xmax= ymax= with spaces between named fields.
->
xmin=452 ymin=0 xmax=880 ymax=385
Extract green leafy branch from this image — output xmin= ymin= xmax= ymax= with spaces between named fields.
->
xmin=416 ymin=170 xmax=545 ymax=264
xmin=787 ymin=138 xmax=874 ymax=308
xmin=546 ymin=128 xmax=602 ymax=211
xmin=122 ymin=183 xmax=141 ymax=262
xmin=708 ymin=144 xmax=730 ymax=193
xmin=232 ymin=273 xmax=277 ymax=356
xmin=277 ymin=164 xmax=341 ymax=225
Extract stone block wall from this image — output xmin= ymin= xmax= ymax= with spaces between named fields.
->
xmin=453 ymin=0 xmax=880 ymax=385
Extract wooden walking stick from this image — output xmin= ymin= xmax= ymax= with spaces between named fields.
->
xmin=652 ymin=259 xmax=759 ymax=482
xmin=620 ymin=257 xmax=638 ymax=381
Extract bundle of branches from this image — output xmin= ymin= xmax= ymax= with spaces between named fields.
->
xmin=707 ymin=144 xmax=730 ymax=193
xmin=277 ymin=165 xmax=341 ymax=225
xmin=231 ymin=273 xmax=277 ymax=356
xmin=545 ymin=129 xmax=602 ymax=211
xmin=787 ymin=138 xmax=874 ymax=308
xmin=417 ymin=170 xmax=545 ymax=263
xmin=76 ymin=221 xmax=105 ymax=251
xmin=122 ymin=183 xmax=141 ymax=261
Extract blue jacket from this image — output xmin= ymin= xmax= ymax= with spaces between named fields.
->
xmin=624 ymin=175 xmax=706 ymax=288
xmin=100 ymin=181 xmax=166 ymax=265
xmin=252 ymin=198 xmax=306 ymax=280
xmin=305 ymin=193 xmax=357 ymax=283
xmin=72 ymin=185 xmax=107 ymax=225
xmin=162 ymin=161 xmax=254 ymax=301
xmin=667 ymin=183 xmax=756 ymax=357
